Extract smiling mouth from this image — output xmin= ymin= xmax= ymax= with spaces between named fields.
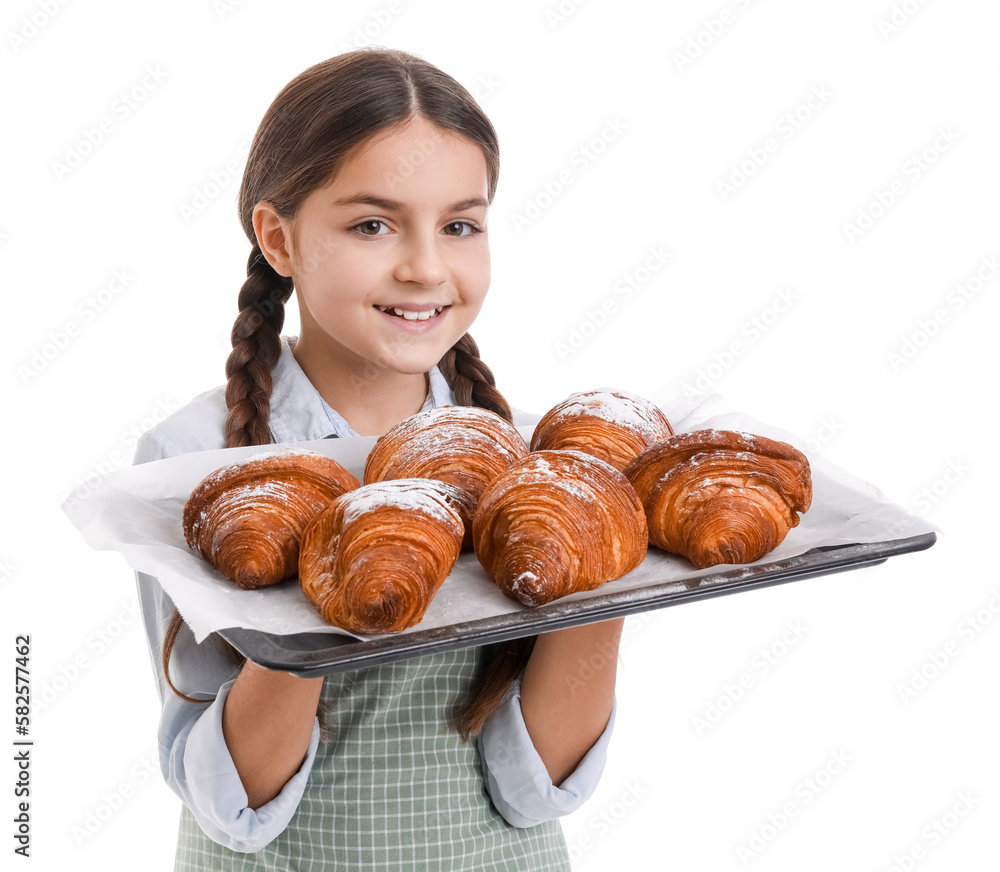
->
xmin=375 ymin=305 xmax=446 ymax=322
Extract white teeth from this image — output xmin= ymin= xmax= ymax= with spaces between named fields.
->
xmin=379 ymin=306 xmax=443 ymax=321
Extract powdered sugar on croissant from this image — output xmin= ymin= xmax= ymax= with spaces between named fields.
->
xmin=182 ymin=448 xmax=360 ymax=590
xmin=623 ymin=429 xmax=812 ymax=568
xmin=299 ymin=479 xmax=467 ymax=633
xmin=473 ymin=449 xmax=648 ymax=606
xmin=530 ymin=388 xmax=674 ymax=471
xmin=364 ymin=405 xmax=529 ymax=549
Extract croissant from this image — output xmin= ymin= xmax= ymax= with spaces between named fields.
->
xmin=364 ymin=405 xmax=529 ymax=549
xmin=299 ymin=479 xmax=468 ymax=634
xmin=182 ymin=448 xmax=360 ymax=590
xmin=623 ymin=429 xmax=812 ymax=569
xmin=530 ymin=388 xmax=674 ymax=471
xmin=473 ymin=449 xmax=648 ymax=606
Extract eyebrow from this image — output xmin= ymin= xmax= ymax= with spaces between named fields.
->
xmin=331 ymin=193 xmax=489 ymax=212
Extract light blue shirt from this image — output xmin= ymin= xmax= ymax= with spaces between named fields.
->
xmin=133 ymin=336 xmax=615 ymax=851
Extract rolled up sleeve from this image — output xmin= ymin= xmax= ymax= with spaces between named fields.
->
xmin=476 ymin=678 xmax=616 ymax=827
xmin=133 ymin=385 xmax=321 ymax=850
xmin=160 ymin=680 xmax=320 ymax=852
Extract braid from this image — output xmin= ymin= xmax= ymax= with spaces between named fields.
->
xmin=224 ymin=244 xmax=294 ymax=448
xmin=437 ymin=332 xmax=536 ymax=738
xmin=452 ymin=636 xmax=536 ymax=739
xmin=437 ymin=333 xmax=513 ymax=423
xmin=161 ymin=244 xmax=293 ymax=706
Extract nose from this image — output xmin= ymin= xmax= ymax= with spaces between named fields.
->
xmin=393 ymin=231 xmax=449 ymax=288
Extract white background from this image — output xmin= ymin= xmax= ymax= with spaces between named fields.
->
xmin=3 ymin=0 xmax=998 ymax=868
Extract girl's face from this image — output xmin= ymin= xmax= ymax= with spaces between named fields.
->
xmin=260 ymin=116 xmax=491 ymax=381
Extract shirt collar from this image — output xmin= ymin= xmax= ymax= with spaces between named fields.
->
xmin=267 ymin=336 xmax=457 ymax=442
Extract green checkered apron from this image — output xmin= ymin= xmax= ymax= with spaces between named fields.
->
xmin=173 ymin=647 xmax=572 ymax=870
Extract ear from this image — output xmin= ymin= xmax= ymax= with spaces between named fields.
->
xmin=252 ymin=202 xmax=296 ymax=278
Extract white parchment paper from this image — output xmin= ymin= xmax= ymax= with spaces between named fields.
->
xmin=61 ymin=394 xmax=939 ymax=643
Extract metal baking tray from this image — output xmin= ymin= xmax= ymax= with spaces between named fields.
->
xmin=218 ymin=532 xmax=936 ymax=677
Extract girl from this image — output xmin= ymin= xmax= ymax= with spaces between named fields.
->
xmin=135 ymin=47 xmax=624 ymax=870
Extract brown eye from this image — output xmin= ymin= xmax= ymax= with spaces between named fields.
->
xmin=354 ymin=220 xmax=388 ymax=236
xmin=443 ymin=221 xmax=476 ymax=237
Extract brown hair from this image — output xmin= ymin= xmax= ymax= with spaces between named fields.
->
xmin=162 ymin=47 xmax=533 ymax=739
